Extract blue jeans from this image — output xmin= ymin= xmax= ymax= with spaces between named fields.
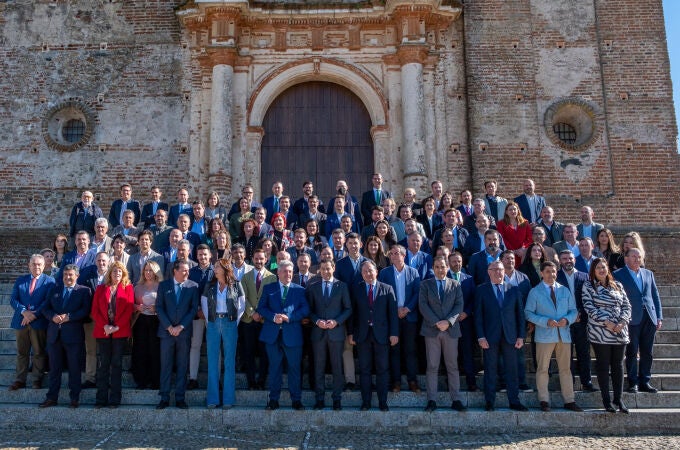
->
xmin=206 ymin=317 xmax=238 ymax=407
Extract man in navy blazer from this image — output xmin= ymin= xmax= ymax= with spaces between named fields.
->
xmin=69 ymin=190 xmax=103 ymax=238
xmin=155 ymin=260 xmax=199 ymax=409
xmin=9 ymin=254 xmax=56 ymax=390
xmin=475 ymin=261 xmax=527 ymax=411
xmin=108 ymin=183 xmax=141 ymax=228
xmin=140 ymin=186 xmax=169 ymax=229
xmin=405 ymin=232 xmax=433 ymax=280
xmin=348 ymin=260 xmax=399 ymax=411
xmin=360 ymin=173 xmax=392 ymax=226
xmin=513 ymin=178 xmax=546 ymax=225
xmin=306 ymin=259 xmax=352 ymax=410
xmin=556 ymin=250 xmax=595 ymax=391
xmin=378 ymin=245 xmax=421 ymax=393
xmin=614 ymin=248 xmax=663 ymax=393
xmin=59 ymin=231 xmax=97 ymax=279
xmin=167 ymin=188 xmax=194 ymax=228
xmin=39 ymin=265 xmax=92 ymax=408
xmin=258 ymin=260 xmax=309 ymax=410
xmin=467 ymin=230 xmax=503 ymax=286
xmin=261 ymin=181 xmax=284 ymax=223
xmin=293 ymin=181 xmax=326 ymax=216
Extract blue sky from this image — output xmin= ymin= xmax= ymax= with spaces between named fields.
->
xmin=664 ymin=0 xmax=679 ymax=149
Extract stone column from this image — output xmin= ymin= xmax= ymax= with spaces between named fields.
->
xmin=245 ymin=127 xmax=265 ymax=200
xmin=209 ymin=61 xmax=234 ymax=194
xmin=398 ymin=46 xmax=429 ymax=192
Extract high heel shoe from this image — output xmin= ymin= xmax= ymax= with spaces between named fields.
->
xmin=603 ymin=403 xmax=616 ymax=413
xmin=614 ymin=400 xmax=629 ymax=414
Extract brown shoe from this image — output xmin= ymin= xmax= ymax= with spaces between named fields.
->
xmin=408 ymin=381 xmax=422 ymax=394
xmin=39 ymin=399 xmax=57 ymax=408
xmin=564 ymin=402 xmax=583 ymax=412
xmin=8 ymin=381 xmax=26 ymax=391
xmin=32 ymin=380 xmax=42 ymax=389
xmin=540 ymin=401 xmax=551 ymax=412
xmin=391 ymin=382 xmax=401 ymax=393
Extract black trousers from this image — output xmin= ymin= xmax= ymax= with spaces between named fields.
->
xmin=239 ymin=320 xmax=268 ymax=386
xmin=312 ymin=336 xmax=344 ymax=402
xmin=389 ymin=319 xmax=418 ymax=384
xmin=570 ymin=321 xmax=592 ymax=385
xmin=96 ymin=337 xmax=125 ymax=406
xmin=592 ymin=342 xmax=626 ymax=405
xmin=47 ymin=337 xmax=83 ymax=402
xmin=131 ymin=314 xmax=161 ymax=389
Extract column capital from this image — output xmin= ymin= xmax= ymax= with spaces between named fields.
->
xmin=396 ymin=45 xmax=429 ymax=66
xmin=198 ymin=47 xmax=238 ymax=69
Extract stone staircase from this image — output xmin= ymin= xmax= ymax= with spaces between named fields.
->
xmin=0 ymin=284 xmax=679 ymax=433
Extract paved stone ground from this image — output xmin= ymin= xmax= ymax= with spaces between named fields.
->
xmin=0 ymin=430 xmax=679 ymax=449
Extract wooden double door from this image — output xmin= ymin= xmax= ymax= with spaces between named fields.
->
xmin=261 ymin=81 xmax=374 ymax=207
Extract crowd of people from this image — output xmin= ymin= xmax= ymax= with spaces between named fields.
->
xmin=8 ymin=175 xmax=663 ymax=413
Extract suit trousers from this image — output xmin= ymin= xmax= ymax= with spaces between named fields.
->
xmin=570 ymin=321 xmax=593 ymax=385
xmin=189 ymin=318 xmax=205 ymax=380
xmin=424 ymin=332 xmax=461 ymax=403
xmin=312 ymin=336 xmax=344 ymax=402
xmin=83 ymin=321 xmax=97 ymax=383
xmin=265 ymin=332 xmax=303 ymax=402
xmin=483 ymin=339 xmax=519 ymax=405
xmin=357 ymin=328 xmax=390 ymax=407
xmin=343 ymin=340 xmax=356 ymax=384
xmin=592 ymin=342 xmax=626 ymax=405
xmin=14 ymin=326 xmax=46 ymax=383
xmin=626 ymin=314 xmax=657 ymax=386
xmin=536 ymin=341 xmax=574 ymax=404
xmin=47 ymin=337 xmax=83 ymax=402
xmin=239 ymin=320 xmax=268 ymax=387
xmin=96 ymin=337 xmax=125 ymax=406
xmin=458 ymin=317 xmax=478 ymax=386
xmin=159 ymin=331 xmax=191 ymax=402
xmin=389 ymin=319 xmax=418 ymax=384
xmin=131 ymin=314 xmax=160 ymax=389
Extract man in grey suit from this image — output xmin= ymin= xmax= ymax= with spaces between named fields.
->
xmin=576 ymin=206 xmax=604 ymax=242
xmin=306 ymin=259 xmax=352 ymax=410
xmin=419 ymin=256 xmax=466 ymax=412
xmin=126 ymin=230 xmax=164 ymax=284
xmin=155 ymin=260 xmax=199 ymax=409
xmin=614 ymin=248 xmax=663 ymax=393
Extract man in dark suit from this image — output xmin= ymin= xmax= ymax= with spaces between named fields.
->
xmin=9 ymin=254 xmax=56 ymax=391
xmin=140 ymin=186 xmax=169 ymax=229
xmin=475 ymin=260 xmax=528 ymax=411
xmin=108 ymin=183 xmax=141 ymax=228
xmin=576 ymin=206 xmax=604 ymax=242
xmin=537 ymin=207 xmax=564 ymax=248
xmin=419 ymin=256 xmax=466 ymax=412
xmin=575 ymin=238 xmax=596 ymax=274
xmin=60 ymin=231 xmax=97 ymax=278
xmin=456 ymin=189 xmax=474 ymax=219
xmin=258 ymin=260 xmax=309 ymax=410
xmin=513 ymin=178 xmax=546 ymax=225
xmin=150 ymin=209 xmax=173 ymax=252
xmin=348 ymin=260 xmax=399 ymax=411
xmin=69 ymin=190 xmax=103 ymax=238
xmin=467 ymin=230 xmax=503 ymax=286
xmin=462 ymin=215 xmax=506 ymax=263
xmin=155 ymin=260 xmax=199 ymax=409
xmin=614 ymin=248 xmax=663 ymax=393
xmin=432 ymin=209 xmax=469 ymax=252
xmin=293 ymin=181 xmax=326 ymax=217
xmin=552 ymin=223 xmax=580 ymax=258
xmin=39 ymin=265 xmax=92 ymax=408
xmin=327 ymin=180 xmax=363 ymax=231
xmin=360 ymin=206 xmax=398 ymax=243
xmin=379 ymin=245 xmax=422 ymax=393
xmin=447 ymin=251 xmax=478 ymax=391
xmin=298 ymin=195 xmax=327 ymax=229
xmin=287 ymin=229 xmax=319 ymax=269
xmin=167 ymin=188 xmax=193 ymax=227
xmin=278 ymin=196 xmax=299 ymax=230
xmin=174 ymin=214 xmax=202 ymax=253
xmin=360 ymin=173 xmax=392 ymax=226
xmin=306 ymin=259 xmax=352 ymax=410
xmin=556 ymin=250 xmax=595 ymax=391
xmin=405 ymin=232 xmax=433 ymax=280
xmin=329 ymin=228 xmax=348 ymax=261
xmin=163 ymin=240 xmax=197 ymax=280
xmin=262 ymin=181 xmax=284 ymax=223
xmin=462 ymin=198 xmax=497 ymax=234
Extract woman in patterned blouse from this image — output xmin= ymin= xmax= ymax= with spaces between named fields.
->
xmin=582 ymin=257 xmax=632 ymax=413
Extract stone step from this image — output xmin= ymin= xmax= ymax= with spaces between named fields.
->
xmin=656 ymin=332 xmax=680 ymax=344
xmin=662 ymin=307 xmax=680 ymax=318
xmin=2 ymin=405 xmax=679 ymax=434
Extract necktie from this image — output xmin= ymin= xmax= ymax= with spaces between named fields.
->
xmin=496 ymin=284 xmax=503 ymax=308
xmin=300 ymin=275 xmax=307 ymax=288
xmin=335 ymin=250 xmax=340 ymax=260
xmin=324 ymin=282 xmax=330 ymax=299
xmin=273 ymin=197 xmax=279 ymax=212
xmin=368 ymin=284 xmax=374 ymax=307
xmin=176 ymin=283 xmax=183 ymax=303
xmin=550 ymin=285 xmax=557 ymax=307
xmin=62 ymin=287 xmax=72 ymax=309
xmin=29 ymin=277 xmax=37 ymax=295
xmin=282 ymin=285 xmax=288 ymax=305
xmin=438 ymin=280 xmax=445 ymax=300
xmin=453 ymin=272 xmax=459 ymax=282
xmin=375 ymin=190 xmax=381 ymax=205
xmin=256 ymin=271 xmax=262 ymax=291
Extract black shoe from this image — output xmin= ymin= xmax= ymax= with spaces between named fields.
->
xmin=292 ymin=401 xmax=305 ymax=411
xmin=540 ymin=401 xmax=551 ymax=412
xmin=451 ymin=400 xmax=467 ymax=412
xmin=333 ymin=400 xmax=342 ymax=411
xmin=39 ymin=398 xmax=57 ymax=408
xmin=81 ymin=381 xmax=96 ymax=389
xmin=519 ymin=384 xmax=534 ymax=393
xmin=639 ymin=383 xmax=658 ymax=393
xmin=344 ymin=382 xmax=357 ymax=391
xmin=69 ymin=400 xmax=79 ymax=409
xmin=424 ymin=400 xmax=437 ymax=412
xmin=564 ymin=402 xmax=583 ymax=412
xmin=360 ymin=403 xmax=370 ymax=411
xmin=175 ymin=400 xmax=188 ymax=409
xmin=509 ymin=403 xmax=528 ymax=412
xmin=265 ymin=400 xmax=279 ymax=411
xmin=614 ymin=400 xmax=629 ymax=414
xmin=467 ymin=384 xmax=479 ymax=392
xmin=485 ymin=402 xmax=494 ymax=411
xmin=313 ymin=401 xmax=324 ymax=410
xmin=186 ymin=379 xmax=198 ymax=390
xmin=379 ymin=403 xmax=389 ymax=412
xmin=604 ymin=403 xmax=616 ymax=413
xmin=156 ymin=400 xmax=169 ymax=410
xmin=94 ymin=403 xmax=106 ymax=409
xmin=627 ymin=384 xmax=638 ymax=393
xmin=108 ymin=404 xmax=119 ymax=409
xmin=581 ymin=383 xmax=598 ymax=392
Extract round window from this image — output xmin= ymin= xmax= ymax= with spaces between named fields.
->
xmin=544 ymin=98 xmax=600 ymax=151
xmin=42 ymin=101 xmax=95 ymax=151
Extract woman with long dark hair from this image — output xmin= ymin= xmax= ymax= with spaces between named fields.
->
xmin=518 ymin=242 xmax=546 ymax=287
xmin=595 ymin=228 xmax=622 ymax=270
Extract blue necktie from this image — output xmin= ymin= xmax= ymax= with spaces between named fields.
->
xmin=62 ymin=288 xmax=72 ymax=309
xmin=273 ymin=197 xmax=279 ymax=212
xmin=438 ymin=280 xmax=445 ymax=300
xmin=496 ymin=284 xmax=503 ymax=308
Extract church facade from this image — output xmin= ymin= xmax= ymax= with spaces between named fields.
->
xmin=0 ymin=0 xmax=678 ymax=281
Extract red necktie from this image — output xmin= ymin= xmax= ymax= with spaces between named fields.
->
xmin=256 ymin=271 xmax=262 ymax=291
xmin=368 ymin=284 xmax=374 ymax=307
xmin=29 ymin=277 xmax=37 ymax=295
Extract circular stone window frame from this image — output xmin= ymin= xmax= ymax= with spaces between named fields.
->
xmin=543 ymin=98 xmax=602 ymax=152
xmin=42 ymin=100 xmax=95 ymax=152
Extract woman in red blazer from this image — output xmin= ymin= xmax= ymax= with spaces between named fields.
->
xmin=497 ymin=202 xmax=533 ymax=265
xmin=91 ymin=261 xmax=134 ymax=408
